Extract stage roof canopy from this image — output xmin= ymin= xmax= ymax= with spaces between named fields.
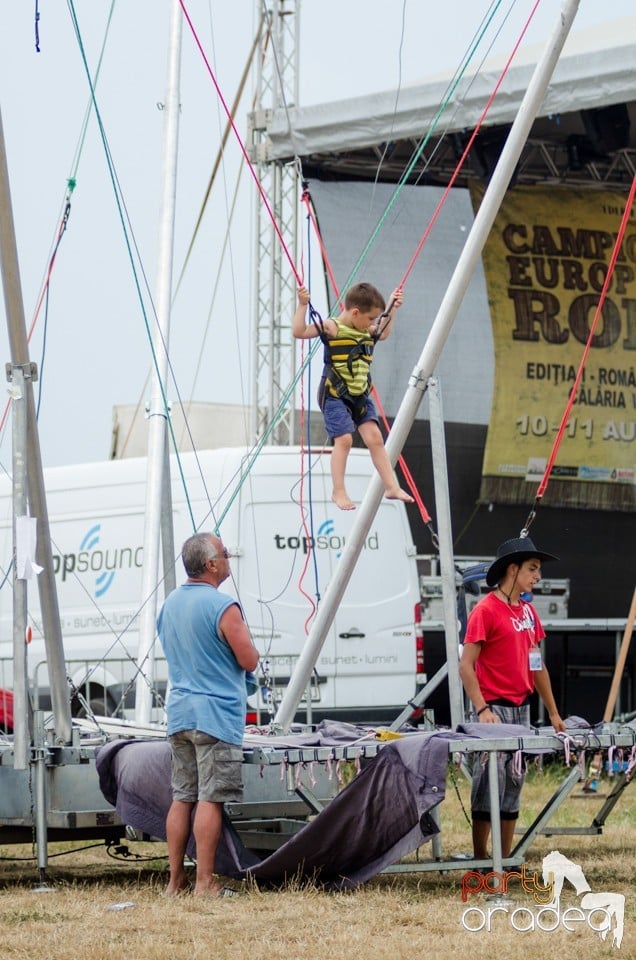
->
xmin=264 ymin=14 xmax=636 ymax=189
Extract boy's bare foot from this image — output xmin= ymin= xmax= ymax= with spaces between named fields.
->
xmin=385 ymin=487 xmax=414 ymax=504
xmin=332 ymin=491 xmax=356 ymax=511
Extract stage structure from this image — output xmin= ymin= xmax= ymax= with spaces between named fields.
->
xmin=249 ymin=0 xmax=299 ymax=446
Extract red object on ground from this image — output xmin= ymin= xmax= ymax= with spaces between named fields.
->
xmin=0 ymin=688 xmax=14 ymax=732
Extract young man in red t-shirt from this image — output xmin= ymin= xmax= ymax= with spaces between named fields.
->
xmin=459 ymin=536 xmax=566 ymax=860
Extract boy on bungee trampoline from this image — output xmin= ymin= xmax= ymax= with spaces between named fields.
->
xmin=293 ymin=281 xmax=414 ymax=511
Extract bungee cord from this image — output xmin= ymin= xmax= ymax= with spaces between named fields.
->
xmin=14 ymin=0 xmax=560 ymax=537
xmin=7 ymin=1 xmax=632 ymax=738
xmin=17 ymin=2 xmax=620 ymax=715
xmin=65 ymin=0 xmax=229 ymax=539
xmin=369 ymin=0 xmax=408 ymax=195
xmin=177 ymin=0 xmax=544 ymax=536
xmin=178 ymin=0 xmax=302 ymax=286
xmin=290 ymin=0 xmax=542 ymax=549
xmin=299 ymin=185 xmax=435 ymax=536
xmin=58 ymin=4 xmax=300 ymax=679
xmin=0 ymin=195 xmax=72 ymax=439
xmin=0 ymin=0 xmax=118 ymax=450
xmin=326 ymin=0 xmax=515 ymax=298
xmin=397 ymin=0 xmax=542 ymax=291
xmin=520 ymin=173 xmax=636 ymax=538
xmin=172 ymin=11 xmax=266 ymax=302
xmin=296 ymin=212 xmax=321 ymax=627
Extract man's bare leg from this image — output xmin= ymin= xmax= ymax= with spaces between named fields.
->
xmin=192 ymin=800 xmax=224 ymax=897
xmin=165 ymin=799 xmax=194 ymax=896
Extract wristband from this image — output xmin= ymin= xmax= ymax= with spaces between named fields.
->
xmin=477 ymin=704 xmax=490 ymax=717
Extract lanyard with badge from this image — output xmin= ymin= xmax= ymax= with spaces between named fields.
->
xmin=529 ymin=646 xmax=543 ymax=671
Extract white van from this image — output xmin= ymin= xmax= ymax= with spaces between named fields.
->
xmin=0 ymin=446 xmax=421 ymax=725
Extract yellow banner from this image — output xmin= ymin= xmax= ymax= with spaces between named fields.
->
xmin=475 ymin=184 xmax=636 ymax=510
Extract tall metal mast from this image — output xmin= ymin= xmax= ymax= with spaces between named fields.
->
xmin=134 ymin=0 xmax=182 ymax=722
xmin=249 ymin=0 xmax=299 ymax=445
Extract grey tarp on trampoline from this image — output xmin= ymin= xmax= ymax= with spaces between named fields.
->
xmin=96 ymin=723 xmax=550 ymax=890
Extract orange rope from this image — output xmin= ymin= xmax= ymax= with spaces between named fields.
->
xmin=0 ymin=198 xmax=72 ymax=435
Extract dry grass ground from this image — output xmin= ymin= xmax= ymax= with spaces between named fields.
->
xmin=0 ymin=763 xmax=634 ymax=960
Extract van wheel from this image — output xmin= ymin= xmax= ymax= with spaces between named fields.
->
xmin=84 ymin=697 xmax=115 ymax=719
xmin=71 ymin=692 xmax=116 ymax=720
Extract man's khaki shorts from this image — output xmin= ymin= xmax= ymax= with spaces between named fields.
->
xmin=169 ymin=729 xmax=244 ymax=803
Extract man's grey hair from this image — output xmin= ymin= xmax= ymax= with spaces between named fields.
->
xmin=181 ymin=532 xmax=216 ymax=578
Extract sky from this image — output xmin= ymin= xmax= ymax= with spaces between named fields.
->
xmin=0 ymin=0 xmax=633 ymax=470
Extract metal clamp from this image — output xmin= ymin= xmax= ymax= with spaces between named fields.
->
xmin=5 ymin=361 xmax=38 ymax=383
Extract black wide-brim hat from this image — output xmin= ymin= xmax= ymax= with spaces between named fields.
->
xmin=486 ymin=536 xmax=559 ymax=587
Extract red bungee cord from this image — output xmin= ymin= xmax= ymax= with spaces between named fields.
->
xmin=521 ymin=173 xmax=636 ymax=536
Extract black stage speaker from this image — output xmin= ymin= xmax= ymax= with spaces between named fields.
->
xmin=580 ymin=103 xmax=630 ymax=155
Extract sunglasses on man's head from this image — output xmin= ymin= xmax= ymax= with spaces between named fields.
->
xmin=210 ymin=548 xmax=230 ymax=560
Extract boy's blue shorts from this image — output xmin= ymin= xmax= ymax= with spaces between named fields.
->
xmin=322 ymin=394 xmax=379 ymax=439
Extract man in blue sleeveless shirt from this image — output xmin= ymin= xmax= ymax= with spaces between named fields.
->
xmin=158 ymin=532 xmax=259 ymax=897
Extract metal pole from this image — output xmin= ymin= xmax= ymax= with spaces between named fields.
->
xmin=428 ymin=378 xmax=463 ymax=729
xmin=161 ymin=428 xmax=177 ymax=599
xmin=0 ymin=106 xmax=72 ymax=743
xmin=389 ymin=662 xmax=449 ymax=733
xmin=9 ymin=363 xmax=31 ymax=770
xmin=135 ymin=0 xmax=182 ymax=721
xmin=275 ymin=0 xmax=581 ymax=732
xmin=32 ymin=710 xmax=50 ymax=884
xmin=603 ymin=587 xmax=636 ymax=722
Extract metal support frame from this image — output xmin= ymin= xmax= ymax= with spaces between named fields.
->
xmin=389 ymin=662 xmax=449 ymax=732
xmin=427 ymin=377 xmax=464 ymax=730
xmin=591 ymin=772 xmax=633 ymax=829
xmin=33 ymin=711 xmax=50 ymax=882
xmin=385 ymin=730 xmax=635 ymax=876
xmin=388 ymin=377 xmax=462 ymax=733
xmin=242 ymin=727 xmax=635 ymax=875
xmin=8 ymin=361 xmax=31 ymax=770
xmin=250 ymin=0 xmax=299 ymax=445
xmin=0 ymin=104 xmax=72 ymax=744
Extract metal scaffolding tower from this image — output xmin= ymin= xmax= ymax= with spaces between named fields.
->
xmin=249 ymin=1 xmax=300 ymax=445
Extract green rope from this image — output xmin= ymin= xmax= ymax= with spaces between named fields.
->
xmin=67 ymin=0 xmax=504 ymax=540
xmin=335 ymin=0 xmax=505 ymax=297
xmin=212 ymin=374 xmax=300 ymax=533
xmin=66 ymin=0 xmax=196 ymax=530
xmin=67 ymin=0 xmax=117 ymax=182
